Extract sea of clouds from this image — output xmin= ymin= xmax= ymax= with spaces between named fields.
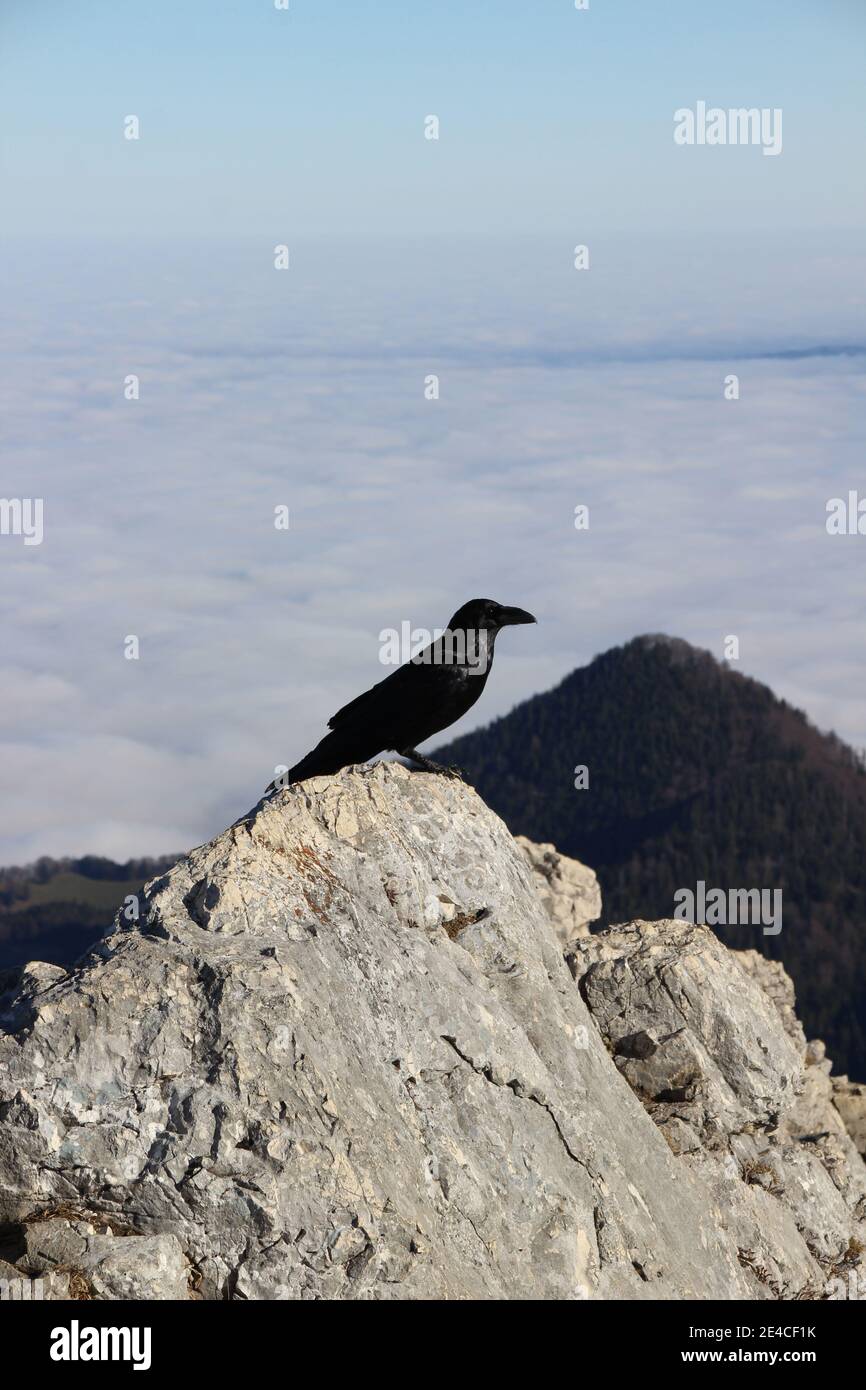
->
xmin=1 ymin=233 xmax=864 ymax=863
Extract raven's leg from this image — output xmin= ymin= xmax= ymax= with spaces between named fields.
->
xmin=400 ymin=748 xmax=465 ymax=780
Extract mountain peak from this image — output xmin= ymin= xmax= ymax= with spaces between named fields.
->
xmin=436 ymin=637 xmax=866 ymax=1077
xmin=628 ymin=633 xmax=715 ymax=664
xmin=1 ymin=764 xmax=863 ymax=1300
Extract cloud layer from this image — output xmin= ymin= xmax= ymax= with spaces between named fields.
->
xmin=2 ymin=236 xmax=864 ymax=863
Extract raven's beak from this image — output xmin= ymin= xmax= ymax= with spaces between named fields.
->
xmin=499 ymin=606 xmax=537 ymax=626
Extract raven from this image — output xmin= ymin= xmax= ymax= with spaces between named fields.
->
xmin=271 ymin=598 xmax=536 ymax=788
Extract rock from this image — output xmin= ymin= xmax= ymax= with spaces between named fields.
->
xmin=736 ymin=950 xmax=806 ymax=1051
xmin=16 ymin=1215 xmax=189 ymax=1300
xmin=0 ymin=763 xmax=862 ymax=1300
xmin=82 ymin=1233 xmax=189 ymax=1301
xmin=23 ymin=1215 xmax=92 ymax=1269
xmin=0 ymin=1257 xmax=23 ymax=1282
xmin=833 ymin=1079 xmax=866 ymax=1158
xmin=739 ymin=955 xmax=866 ymax=1160
xmin=571 ymin=920 xmax=866 ymax=1297
xmin=572 ymin=921 xmax=804 ymax=1147
xmin=0 ymin=961 xmax=66 ymax=1033
xmin=515 ymin=837 xmax=601 ymax=946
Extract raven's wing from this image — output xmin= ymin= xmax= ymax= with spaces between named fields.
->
xmin=327 ymin=659 xmax=429 ymax=732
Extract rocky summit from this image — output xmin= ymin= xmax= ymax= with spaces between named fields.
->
xmin=0 ymin=764 xmax=863 ymax=1300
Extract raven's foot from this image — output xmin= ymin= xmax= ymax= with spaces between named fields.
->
xmin=439 ymin=763 xmax=465 ymax=781
xmin=401 ymin=749 xmax=465 ymax=780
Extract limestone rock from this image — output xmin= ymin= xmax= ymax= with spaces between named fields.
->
xmin=736 ymin=950 xmax=806 ymax=1051
xmin=17 ymin=1216 xmax=188 ymax=1300
xmin=833 ymin=1079 xmax=866 ymax=1158
xmin=0 ymin=764 xmax=862 ymax=1301
xmin=571 ymin=920 xmax=866 ymax=1298
xmin=515 ymin=836 xmax=601 ymax=946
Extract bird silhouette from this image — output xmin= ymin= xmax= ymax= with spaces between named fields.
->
xmin=270 ymin=598 xmax=536 ymax=788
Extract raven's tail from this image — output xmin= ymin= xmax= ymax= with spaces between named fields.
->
xmin=267 ymin=728 xmax=379 ymax=792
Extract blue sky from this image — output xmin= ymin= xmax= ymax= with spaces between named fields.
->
xmin=2 ymin=0 xmax=865 ymax=237
xmin=1 ymin=2 xmax=865 ymax=863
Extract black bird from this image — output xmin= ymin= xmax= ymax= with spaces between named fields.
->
xmin=271 ymin=598 xmax=536 ymax=788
